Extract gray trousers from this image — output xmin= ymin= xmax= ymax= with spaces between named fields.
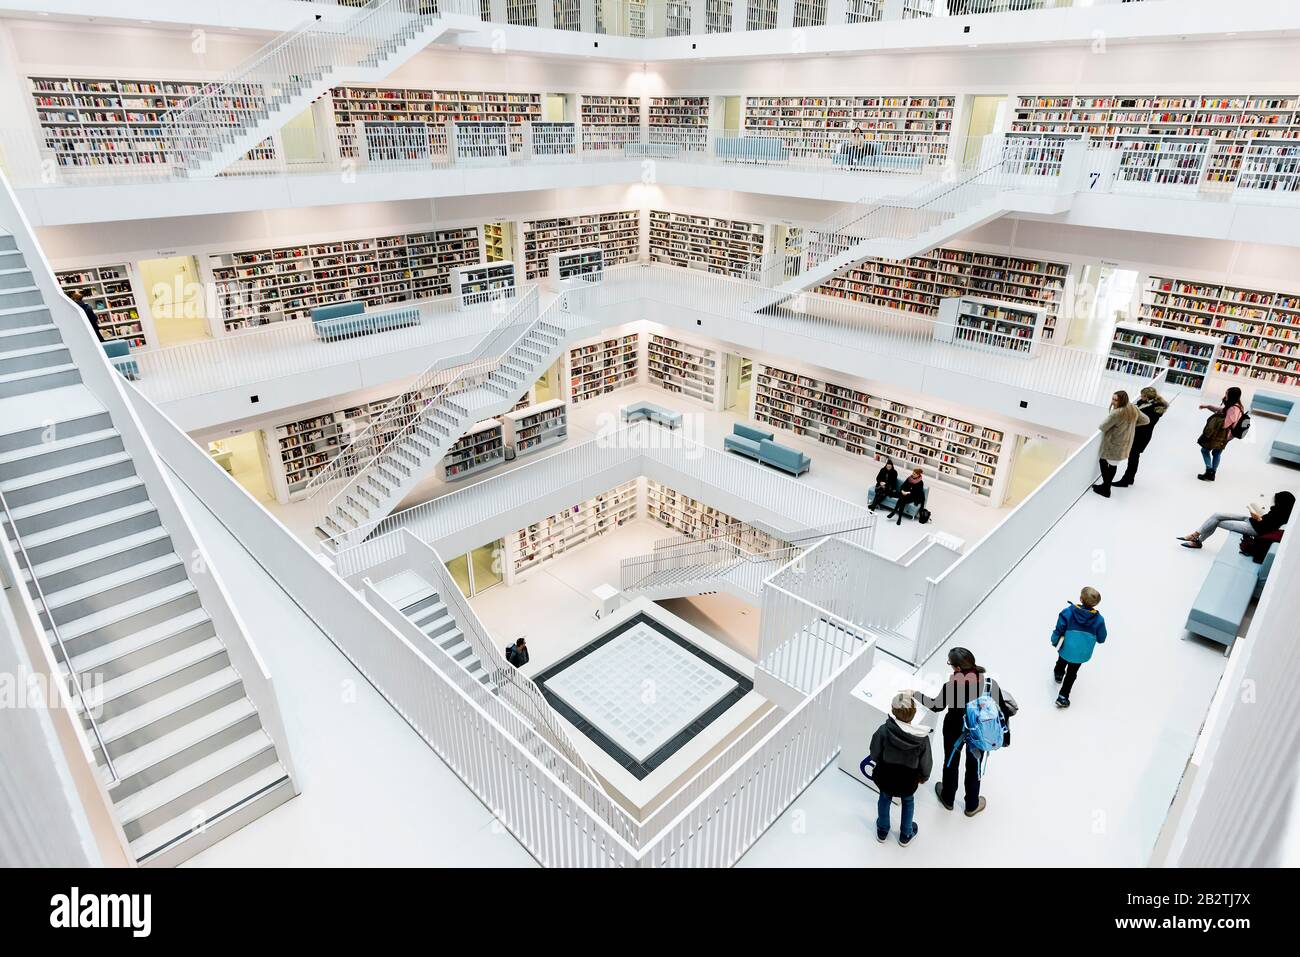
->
xmin=1197 ymin=513 xmax=1254 ymax=542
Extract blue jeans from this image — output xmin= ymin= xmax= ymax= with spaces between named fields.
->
xmin=1201 ymin=447 xmax=1222 ymax=470
xmin=877 ymin=789 xmax=916 ymax=838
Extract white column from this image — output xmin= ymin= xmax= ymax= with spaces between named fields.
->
xmin=825 ymin=0 xmax=849 ymax=25
xmin=776 ymin=0 xmax=796 ymax=29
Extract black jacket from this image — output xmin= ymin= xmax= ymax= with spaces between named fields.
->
xmin=1130 ymin=399 xmax=1166 ymax=455
xmin=896 ymin=478 xmax=925 ymax=503
xmin=869 ymin=716 xmax=933 ymax=797
xmin=915 ymin=670 xmax=1016 ymax=746
xmin=874 ymin=466 xmax=899 ymax=493
xmin=77 ymin=300 xmax=104 ymax=341
xmin=505 ymin=644 xmax=529 ymax=667
xmin=1250 ymin=505 xmax=1291 ymax=537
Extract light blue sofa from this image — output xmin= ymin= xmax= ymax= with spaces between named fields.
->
xmin=1252 ymin=390 xmax=1300 ymax=465
xmin=102 ymin=340 xmax=139 ymax=380
xmin=621 ymin=401 xmax=682 ymax=429
xmin=714 ymin=136 xmax=789 ymax=164
xmin=310 ymin=300 xmax=420 ymax=341
xmin=1185 ymin=532 xmax=1279 ymax=648
xmin=722 ymin=424 xmax=811 ymax=476
xmin=869 ymin=484 xmax=930 ymax=518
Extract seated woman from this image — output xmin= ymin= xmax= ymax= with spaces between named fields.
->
xmin=869 ymin=458 xmax=899 ymax=511
xmin=888 ymin=468 xmax=926 ymax=526
xmin=1177 ymin=491 xmax=1294 ymax=549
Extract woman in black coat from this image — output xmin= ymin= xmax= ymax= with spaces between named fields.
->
xmin=888 ymin=467 xmax=926 ymax=525
xmin=869 ymin=459 xmax=899 ymax=511
xmin=1114 ymin=385 xmax=1168 ymax=487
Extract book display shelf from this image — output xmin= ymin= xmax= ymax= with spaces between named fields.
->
xmin=520 ymin=210 xmax=641 ymax=281
xmin=329 ymin=86 xmax=542 ymax=159
xmin=649 ymin=97 xmax=709 ymax=150
xmin=647 ymin=334 xmax=719 ymax=404
xmin=580 ymin=94 xmax=642 ymax=151
xmin=645 ymin=480 xmax=790 ymax=551
xmin=502 ymin=399 xmax=568 ymax=457
xmin=511 ymin=481 xmax=639 ymax=575
xmin=55 ymin=263 xmax=145 ymax=347
xmin=816 ymin=246 xmax=1070 ymax=339
xmin=443 ymin=419 xmax=506 ymax=481
xmin=648 ymin=210 xmax=766 ymax=278
xmin=568 ymin=332 xmax=640 ymax=403
xmin=451 ymin=261 xmax=517 ymax=309
xmin=753 ymin=364 xmax=1005 ymax=499
xmin=743 ymin=94 xmax=954 ymax=161
xmin=1138 ymin=274 xmax=1300 ymax=387
xmin=936 ymin=296 xmax=1044 ymax=356
xmin=209 ymin=227 xmax=481 ymax=331
xmin=1106 ymin=321 xmax=1220 ymax=390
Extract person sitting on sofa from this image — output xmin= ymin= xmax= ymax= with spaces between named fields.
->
xmin=887 ymin=468 xmax=926 ymax=526
xmin=869 ymin=459 xmax=900 ymax=511
xmin=1177 ymin=490 xmax=1294 ymax=550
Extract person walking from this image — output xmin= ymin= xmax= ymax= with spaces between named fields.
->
xmin=868 ymin=458 xmax=899 ymax=511
xmin=1050 ymin=587 xmax=1107 ymax=709
xmin=1093 ymin=390 xmax=1148 ymax=498
xmin=1195 ymin=387 xmax=1247 ymax=482
xmin=1178 ymin=490 xmax=1294 ymax=549
xmin=1114 ymin=386 xmax=1168 ymax=487
xmin=505 ymin=637 xmax=529 ymax=668
xmin=911 ymin=648 xmax=1016 ymax=818
xmin=887 ymin=467 xmax=926 ymax=525
xmin=868 ymin=693 xmax=933 ymax=847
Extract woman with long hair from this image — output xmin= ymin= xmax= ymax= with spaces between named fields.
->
xmin=1196 ymin=386 xmax=1246 ymax=482
xmin=1114 ymin=385 xmax=1168 ymax=487
xmin=1178 ymin=490 xmax=1295 ymax=550
xmin=1093 ymin=390 xmax=1149 ymax=498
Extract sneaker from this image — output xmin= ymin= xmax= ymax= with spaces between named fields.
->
xmin=876 ymin=827 xmax=888 ymax=843
xmin=899 ymin=823 xmax=919 ymax=848
xmin=1056 ymin=695 xmax=1070 ymax=709
xmin=935 ymin=782 xmax=953 ymax=811
xmin=964 ymin=797 xmax=987 ymax=818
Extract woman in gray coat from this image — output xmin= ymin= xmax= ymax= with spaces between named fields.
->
xmin=1093 ymin=390 xmax=1149 ymax=498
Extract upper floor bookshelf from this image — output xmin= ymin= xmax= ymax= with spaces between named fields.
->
xmin=648 ymin=209 xmax=765 ymax=279
xmin=580 ymin=95 xmax=642 ymax=150
xmin=519 ymin=210 xmax=641 ymax=281
xmin=649 ymin=96 xmax=709 ymax=150
xmin=55 ymin=263 xmax=145 ymax=348
xmin=743 ymin=94 xmax=954 ymax=161
xmin=329 ymin=86 xmax=542 ymax=158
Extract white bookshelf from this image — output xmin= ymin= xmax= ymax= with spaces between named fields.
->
xmin=580 ymin=95 xmax=641 ymax=151
xmin=817 ymin=246 xmax=1071 ymax=339
xmin=1113 ymin=135 xmax=1211 ymax=193
xmin=209 ymin=226 xmax=481 ymax=331
xmin=1106 ymin=321 xmax=1220 ymax=390
xmin=503 ymin=399 xmax=568 ymax=457
xmin=29 ymin=74 xmax=275 ymax=170
xmin=1139 ymin=274 xmax=1300 ymax=387
xmin=547 ymin=247 xmax=604 ymax=291
xmin=451 ymin=261 xmax=517 ymax=309
xmin=648 ymin=209 xmax=765 ymax=279
xmin=1010 ymin=93 xmax=1300 ymax=184
xmin=443 ymin=419 xmax=506 ymax=482
xmin=1235 ymin=139 xmax=1300 ymax=200
xmin=704 ymin=0 xmax=734 ymax=34
xmin=568 ymin=332 xmax=640 ymax=403
xmin=647 ymin=334 xmax=718 ymax=405
xmin=512 ymin=481 xmax=639 ymax=575
xmin=645 ymin=480 xmax=790 ymax=551
xmin=792 ymin=0 xmax=827 ymax=28
xmin=329 ymin=86 xmax=541 ymax=159
xmin=649 ymin=97 xmax=709 ymax=150
xmin=55 ymin=263 xmax=145 ymax=347
xmin=520 ymin=210 xmax=641 ymax=281
xmin=483 ymin=222 xmax=509 ymax=262
xmin=743 ymin=94 xmax=954 ymax=162
xmin=936 ymin=296 xmax=1044 ymax=357
xmin=746 ymin=0 xmax=779 ymax=30
xmin=753 ymin=364 xmax=1005 ymax=500
xmin=845 ymin=0 xmax=883 ymax=23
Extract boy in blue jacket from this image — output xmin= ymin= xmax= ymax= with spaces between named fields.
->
xmin=1051 ymin=586 xmax=1107 ymax=709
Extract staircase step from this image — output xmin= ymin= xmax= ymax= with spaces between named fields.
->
xmin=73 ymin=624 xmax=220 ymax=698
xmin=0 ymin=342 xmax=71 ymax=375
xmin=0 ymin=450 xmax=134 ymax=506
xmin=97 ymin=665 xmax=244 ymax=752
xmin=0 ymin=287 xmax=43 ymax=309
xmin=0 ymin=362 xmax=81 ymax=398
xmin=0 ymin=322 xmax=60 ymax=351
xmin=30 ymin=524 xmax=172 ymax=592
xmin=0 ymin=428 xmax=123 ymax=478
xmin=45 ymin=553 xmax=187 ymax=623
xmin=0 ymin=304 xmax=53 ymax=333
xmin=56 ymin=580 xmax=199 ymax=652
xmin=114 ymin=728 xmax=278 ymax=841
xmin=18 ymin=497 xmax=157 ymax=561
xmin=110 ymin=698 xmax=261 ymax=794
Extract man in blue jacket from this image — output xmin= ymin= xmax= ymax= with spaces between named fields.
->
xmin=1051 ymin=586 xmax=1107 ymax=709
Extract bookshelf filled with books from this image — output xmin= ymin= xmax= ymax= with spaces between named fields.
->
xmin=502 ymin=399 xmax=568 ymax=457
xmin=443 ymin=419 xmax=506 ymax=481
xmin=1106 ymin=321 xmax=1220 ymax=390
xmin=743 ymin=94 xmax=954 ymax=161
xmin=647 ymin=334 xmax=719 ymax=405
xmin=54 ymin=263 xmax=145 ymax=347
xmin=645 ymin=481 xmax=790 ymax=551
xmin=520 ymin=210 xmax=641 ymax=281
xmin=580 ymin=94 xmax=642 ymax=150
xmin=328 ymin=86 xmax=541 ymax=159
xmin=648 ymin=209 xmax=766 ymax=278
xmin=511 ymin=481 xmax=640 ymax=575
xmin=568 ymin=332 xmax=640 ymax=403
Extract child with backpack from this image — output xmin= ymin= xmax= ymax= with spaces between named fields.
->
xmin=867 ymin=693 xmax=934 ymax=847
xmin=911 ymin=648 xmax=1016 ymax=817
xmin=1050 ymin=587 xmax=1107 ymax=709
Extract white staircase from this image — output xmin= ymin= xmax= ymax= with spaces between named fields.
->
xmin=375 ymin=571 xmax=498 ymax=693
xmin=311 ymin=294 xmax=586 ymax=547
xmin=163 ymin=1 xmax=469 ymax=178
xmin=0 ymin=228 xmax=295 ymax=867
xmin=748 ymin=136 xmax=1084 ymax=310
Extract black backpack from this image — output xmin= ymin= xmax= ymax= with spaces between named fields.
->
xmin=1231 ymin=410 xmax=1252 ymax=441
xmin=917 ymin=507 xmax=932 ymax=525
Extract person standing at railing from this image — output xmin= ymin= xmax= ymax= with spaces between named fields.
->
xmin=868 ymin=458 xmax=900 ymax=511
xmin=505 ymin=637 xmax=530 ymax=668
xmin=1195 ymin=386 xmax=1248 ymax=483
xmin=1092 ymin=390 xmax=1147 ymax=498
xmin=1113 ymin=386 xmax=1168 ymax=487
xmin=868 ymin=693 xmax=933 ymax=848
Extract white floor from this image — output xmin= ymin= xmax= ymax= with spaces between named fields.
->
xmin=167 ymin=468 xmax=537 ymax=868
xmin=738 ymin=399 xmax=1299 ymax=868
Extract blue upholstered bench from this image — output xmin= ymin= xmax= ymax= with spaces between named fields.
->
xmin=310 ymin=300 xmax=420 ymax=341
xmin=869 ymin=484 xmax=930 ymax=518
xmin=102 ymin=340 xmax=139 ymax=380
xmin=1185 ymin=532 xmax=1279 ymax=650
xmin=1251 ymin=390 xmax=1294 ymax=418
xmin=624 ymin=143 xmax=682 ymax=158
xmin=621 ymin=401 xmax=682 ymax=429
xmin=714 ymin=136 xmax=789 ymax=164
xmin=1252 ymin=391 xmax=1300 ymax=465
xmin=722 ymin=424 xmax=811 ymax=476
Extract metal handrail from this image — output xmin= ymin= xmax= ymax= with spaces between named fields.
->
xmin=0 ymin=486 xmax=118 ymax=783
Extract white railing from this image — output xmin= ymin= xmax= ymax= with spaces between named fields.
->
xmin=1233 ymin=138 xmax=1300 ymax=206
xmin=756 ymin=570 xmax=879 ymax=695
xmin=1113 ymin=135 xmax=1212 ymax=195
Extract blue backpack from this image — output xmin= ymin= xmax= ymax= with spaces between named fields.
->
xmin=947 ymin=677 xmax=1006 ymax=778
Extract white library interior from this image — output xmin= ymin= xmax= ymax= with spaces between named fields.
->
xmin=1 ymin=0 xmax=1298 ymax=870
